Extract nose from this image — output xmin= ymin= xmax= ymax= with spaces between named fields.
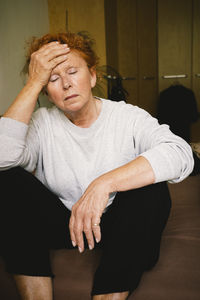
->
xmin=62 ymin=79 xmax=71 ymax=90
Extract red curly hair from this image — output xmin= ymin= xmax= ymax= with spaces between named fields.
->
xmin=25 ymin=31 xmax=99 ymax=72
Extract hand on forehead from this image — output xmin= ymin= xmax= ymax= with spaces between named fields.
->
xmin=50 ymin=50 xmax=87 ymax=74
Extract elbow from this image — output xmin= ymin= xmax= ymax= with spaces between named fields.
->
xmin=0 ymin=144 xmax=25 ymax=171
xmin=141 ymin=138 xmax=195 ymax=184
xmin=168 ymin=141 xmax=194 ymax=183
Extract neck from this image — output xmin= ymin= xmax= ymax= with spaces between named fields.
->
xmin=64 ymin=97 xmax=101 ymax=128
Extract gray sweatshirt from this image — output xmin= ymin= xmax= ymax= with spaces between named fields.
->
xmin=0 ymin=98 xmax=194 ymax=210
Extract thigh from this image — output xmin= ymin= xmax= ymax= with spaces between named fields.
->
xmin=0 ymin=167 xmax=73 ymax=252
xmin=92 ymin=182 xmax=171 ymax=294
xmin=101 ymin=182 xmax=171 ymax=255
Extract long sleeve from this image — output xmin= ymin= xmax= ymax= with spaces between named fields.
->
xmin=130 ymin=106 xmax=194 ymax=183
xmin=0 ymin=117 xmax=39 ymax=172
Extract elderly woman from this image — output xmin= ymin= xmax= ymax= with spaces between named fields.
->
xmin=0 ymin=32 xmax=193 ymax=300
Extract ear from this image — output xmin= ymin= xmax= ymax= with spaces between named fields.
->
xmin=90 ymin=68 xmax=97 ymax=88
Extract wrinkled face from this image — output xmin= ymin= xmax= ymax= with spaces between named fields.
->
xmin=46 ymin=50 xmax=96 ymax=114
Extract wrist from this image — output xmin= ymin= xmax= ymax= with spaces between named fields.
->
xmin=97 ymin=172 xmax=117 ymax=195
xmin=26 ymin=78 xmax=44 ymax=94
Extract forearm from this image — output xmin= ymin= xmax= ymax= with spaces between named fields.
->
xmin=98 ymin=156 xmax=155 ymax=193
xmin=3 ymin=80 xmax=42 ymax=125
xmin=70 ymin=156 xmax=155 ymax=251
xmin=3 ymin=42 xmax=70 ymax=125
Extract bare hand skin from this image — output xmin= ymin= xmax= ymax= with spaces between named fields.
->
xmin=3 ymin=42 xmax=70 ymax=124
xmin=69 ymin=176 xmax=113 ymax=252
xmin=69 ymin=156 xmax=155 ymax=253
xmin=28 ymin=42 xmax=70 ymax=88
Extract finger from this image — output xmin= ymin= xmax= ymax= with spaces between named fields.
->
xmin=69 ymin=215 xmax=76 ymax=247
xmin=30 ymin=45 xmax=69 ymax=70
xmin=47 ymin=46 xmax=70 ymax=62
xmin=37 ymin=43 xmax=70 ymax=62
xmin=83 ymin=217 xmax=95 ymax=250
xmin=49 ymin=53 xmax=69 ymax=69
xmin=40 ymin=47 xmax=70 ymax=67
xmin=92 ymin=215 xmax=101 ymax=243
xmin=38 ymin=41 xmax=68 ymax=53
xmin=74 ymin=219 xmax=84 ymax=253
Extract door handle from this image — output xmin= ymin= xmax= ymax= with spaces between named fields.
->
xmin=162 ymin=74 xmax=187 ymax=79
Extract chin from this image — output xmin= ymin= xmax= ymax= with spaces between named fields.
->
xmin=63 ymin=102 xmax=84 ymax=113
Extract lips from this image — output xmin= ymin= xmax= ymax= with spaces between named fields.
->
xmin=64 ymin=94 xmax=78 ymax=101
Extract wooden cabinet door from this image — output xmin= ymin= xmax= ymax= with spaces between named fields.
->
xmin=117 ymin=0 xmax=138 ymax=105
xmin=106 ymin=0 xmax=157 ymax=112
xmin=191 ymin=0 xmax=200 ymax=141
xmin=158 ymin=0 xmax=193 ymax=91
xmin=137 ymin=0 xmax=158 ymax=116
xmin=192 ymin=0 xmax=200 ymax=110
xmin=104 ymin=0 xmax=138 ymax=104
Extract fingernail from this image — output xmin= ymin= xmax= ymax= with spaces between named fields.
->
xmin=72 ymin=241 xmax=76 ymax=247
xmin=96 ymin=238 xmax=99 ymax=243
xmin=78 ymin=247 xmax=83 ymax=253
xmin=89 ymin=244 xmax=93 ymax=250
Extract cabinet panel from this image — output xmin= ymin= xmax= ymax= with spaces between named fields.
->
xmin=192 ymin=0 xmax=200 ymax=109
xmin=191 ymin=0 xmax=200 ymax=141
xmin=104 ymin=0 xmax=119 ymax=72
xmin=137 ymin=0 xmax=158 ymax=115
xmin=158 ymin=0 xmax=193 ymax=91
xmin=117 ymin=0 xmax=138 ymax=105
xmin=106 ymin=0 xmax=158 ymax=109
xmin=104 ymin=0 xmax=138 ymax=104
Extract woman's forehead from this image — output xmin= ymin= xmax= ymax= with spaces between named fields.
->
xmin=52 ymin=51 xmax=87 ymax=73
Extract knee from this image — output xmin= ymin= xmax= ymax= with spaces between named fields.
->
xmin=0 ymin=167 xmax=36 ymax=197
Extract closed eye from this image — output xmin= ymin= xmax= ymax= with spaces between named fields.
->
xmin=68 ymin=68 xmax=77 ymax=75
xmin=49 ymin=75 xmax=59 ymax=82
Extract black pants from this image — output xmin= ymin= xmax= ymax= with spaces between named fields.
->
xmin=0 ymin=167 xmax=171 ymax=295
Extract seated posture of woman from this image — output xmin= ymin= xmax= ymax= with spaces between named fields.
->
xmin=0 ymin=32 xmax=194 ymax=300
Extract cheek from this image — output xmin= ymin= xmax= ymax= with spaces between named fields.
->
xmin=47 ymin=84 xmax=61 ymax=100
xmin=74 ymin=75 xmax=94 ymax=91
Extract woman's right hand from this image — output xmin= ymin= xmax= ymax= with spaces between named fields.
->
xmin=27 ymin=42 xmax=70 ymax=88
